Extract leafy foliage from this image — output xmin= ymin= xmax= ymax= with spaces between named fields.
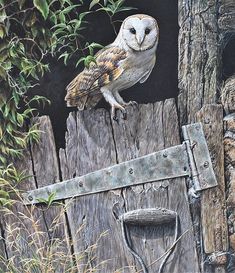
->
xmin=90 ymin=0 xmax=137 ymax=34
xmin=0 ymin=0 xmax=135 ymax=205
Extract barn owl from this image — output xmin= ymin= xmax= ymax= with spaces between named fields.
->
xmin=65 ymin=14 xmax=159 ymax=120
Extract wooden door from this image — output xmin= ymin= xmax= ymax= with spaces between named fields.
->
xmin=57 ymin=98 xmax=199 ymax=272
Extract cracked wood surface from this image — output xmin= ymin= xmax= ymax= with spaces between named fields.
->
xmin=178 ymin=0 xmax=219 ymax=125
xmin=2 ymin=117 xmax=72 ymax=273
xmin=59 ymin=99 xmax=199 ymax=273
xmin=196 ymin=105 xmax=228 ymax=273
xmin=178 ymin=1 xmax=232 ymax=272
xmin=219 ymin=0 xmax=235 ymax=32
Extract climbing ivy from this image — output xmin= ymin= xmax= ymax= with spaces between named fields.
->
xmin=0 ymin=0 xmax=134 ymax=205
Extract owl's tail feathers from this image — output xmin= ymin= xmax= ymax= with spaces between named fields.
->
xmin=65 ymin=91 xmax=103 ymax=111
xmin=65 ymin=91 xmax=88 ymax=110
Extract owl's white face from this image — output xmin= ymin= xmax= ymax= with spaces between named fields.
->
xmin=120 ymin=14 xmax=159 ymax=52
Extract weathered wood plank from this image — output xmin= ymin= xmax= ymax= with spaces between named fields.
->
xmin=30 ymin=116 xmax=72 ymax=273
xmin=163 ymin=99 xmax=200 ymax=272
xmin=111 ymin=99 xmax=199 ymax=272
xmin=112 ymin=101 xmax=171 ymax=272
xmin=59 ymin=109 xmax=135 ymax=273
xmin=1 ymin=148 xmax=49 ymax=272
xmin=59 ymin=100 xmax=199 ymax=272
xmin=1 ymin=116 xmax=73 ymax=273
xmin=178 ymin=0 xmax=219 ymax=125
xmin=196 ymin=104 xmax=228 ymax=272
xmin=224 ymin=113 xmax=235 ymax=273
xmin=222 ymin=76 xmax=235 ymax=272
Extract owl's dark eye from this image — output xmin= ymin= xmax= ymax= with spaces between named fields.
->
xmin=145 ymin=28 xmax=151 ymax=35
xmin=129 ymin=28 xmax=136 ymax=34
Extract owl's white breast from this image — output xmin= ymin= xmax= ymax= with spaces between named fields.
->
xmin=109 ymin=47 xmax=156 ymax=92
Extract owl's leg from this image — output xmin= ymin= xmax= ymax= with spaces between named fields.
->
xmin=114 ymin=92 xmax=138 ymax=107
xmin=101 ymin=88 xmax=127 ymax=120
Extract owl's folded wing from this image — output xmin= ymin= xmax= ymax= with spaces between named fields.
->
xmin=65 ymin=46 xmax=127 ymax=110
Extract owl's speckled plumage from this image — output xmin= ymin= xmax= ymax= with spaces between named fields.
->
xmin=65 ymin=14 xmax=159 ymax=120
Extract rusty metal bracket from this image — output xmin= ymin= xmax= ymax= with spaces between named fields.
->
xmin=22 ymin=122 xmax=217 ymax=205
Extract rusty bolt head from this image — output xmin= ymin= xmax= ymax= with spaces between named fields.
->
xmin=203 ymin=161 xmax=209 ymax=168
xmin=129 ymin=168 xmax=134 ymax=174
xmin=163 ymin=152 xmax=168 ymax=158
xmin=28 ymin=195 xmax=33 ymax=201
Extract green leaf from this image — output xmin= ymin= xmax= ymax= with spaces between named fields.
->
xmin=79 ymin=11 xmax=91 ymax=21
xmin=33 ymin=0 xmax=49 ymax=20
xmin=16 ymin=113 xmax=24 ymax=127
xmin=84 ymin=55 xmax=96 ymax=68
xmin=62 ymin=4 xmax=80 ymax=14
xmin=58 ymin=51 xmax=69 ymax=65
xmin=0 ymin=66 xmax=6 ymax=79
xmin=47 ymin=192 xmax=56 ymax=207
xmin=76 ymin=57 xmax=86 ymax=67
xmin=0 ymin=190 xmax=10 ymax=199
xmin=89 ymin=0 xmax=100 ymax=10
xmin=0 ymin=9 xmax=6 ymax=23
xmin=0 ymin=25 xmax=5 ymax=38
xmin=59 ymin=12 xmax=65 ymax=23
xmin=50 ymin=11 xmax=57 ymax=24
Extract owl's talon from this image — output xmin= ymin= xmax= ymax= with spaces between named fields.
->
xmin=111 ymin=103 xmax=126 ymax=121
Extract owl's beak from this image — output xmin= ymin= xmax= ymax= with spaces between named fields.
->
xmin=136 ymin=34 xmax=145 ymax=46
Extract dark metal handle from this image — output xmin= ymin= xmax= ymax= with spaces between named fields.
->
xmin=120 ymin=208 xmax=178 ymax=273
xmin=121 ymin=208 xmax=176 ymax=226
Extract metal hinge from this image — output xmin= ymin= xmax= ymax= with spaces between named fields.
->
xmin=22 ymin=123 xmax=217 ymax=205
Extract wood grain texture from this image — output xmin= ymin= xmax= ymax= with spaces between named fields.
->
xmin=59 ymin=109 xmax=134 ymax=273
xmin=1 ymin=147 xmax=49 ymax=271
xmin=219 ymin=0 xmax=235 ymax=32
xmin=178 ymin=0 xmax=219 ymax=125
xmin=224 ymin=113 xmax=235 ymax=272
xmin=1 ymin=117 xmax=72 ymax=272
xmin=196 ymin=105 xmax=228 ymax=272
xmin=30 ymin=116 xmax=72 ymax=273
xmin=221 ymin=76 xmax=235 ymax=115
xmin=59 ymin=100 xmax=200 ymax=273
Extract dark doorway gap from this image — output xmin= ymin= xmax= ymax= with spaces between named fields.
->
xmin=222 ymin=36 xmax=235 ymax=81
xmin=30 ymin=0 xmax=179 ymax=150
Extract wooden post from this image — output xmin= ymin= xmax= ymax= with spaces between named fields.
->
xmin=224 ymin=113 xmax=235 ymax=251
xmin=178 ymin=0 xmax=220 ymax=125
xmin=178 ymin=1 xmax=235 ymax=271
xmin=222 ymin=76 xmax=235 ymax=271
xmin=196 ymin=105 xmax=228 ymax=272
